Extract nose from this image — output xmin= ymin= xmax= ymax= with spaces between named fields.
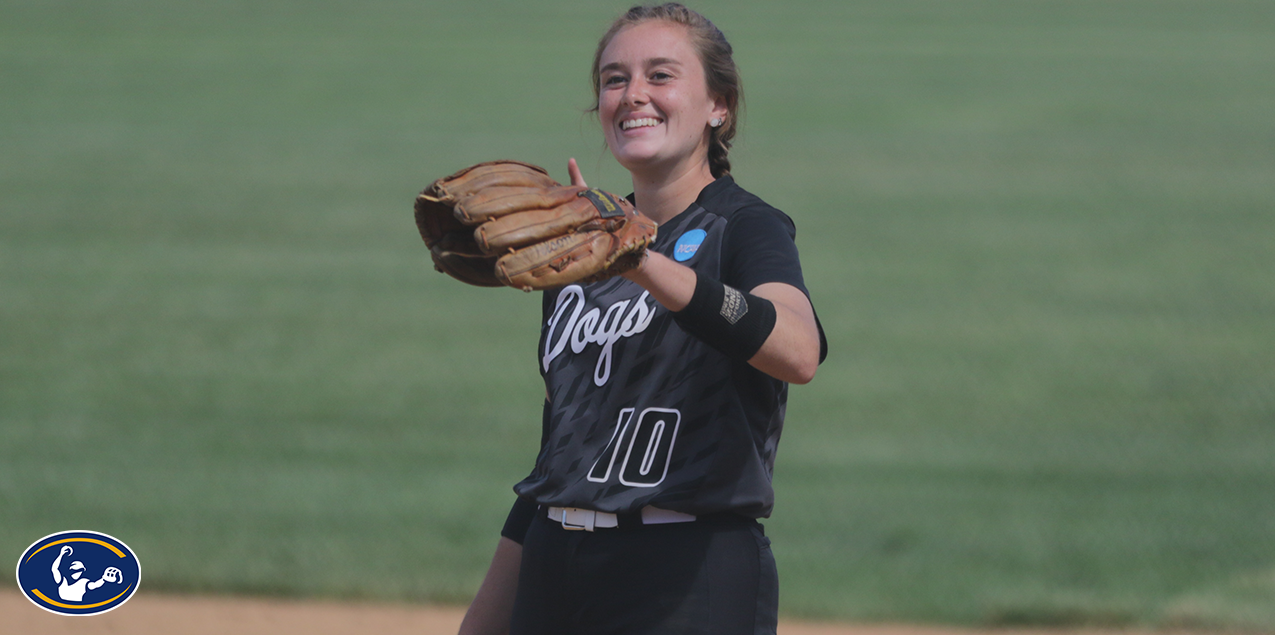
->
xmin=622 ymin=78 xmax=649 ymax=107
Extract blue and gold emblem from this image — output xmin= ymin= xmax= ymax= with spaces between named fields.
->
xmin=15 ymin=530 xmax=140 ymax=616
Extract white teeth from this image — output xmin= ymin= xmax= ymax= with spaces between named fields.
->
xmin=622 ymin=117 xmax=660 ymax=130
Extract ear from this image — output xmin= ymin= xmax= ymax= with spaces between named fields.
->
xmin=709 ymin=95 xmax=728 ymax=126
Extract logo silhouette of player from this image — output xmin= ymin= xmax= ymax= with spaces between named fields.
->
xmin=50 ymin=545 xmax=123 ymax=602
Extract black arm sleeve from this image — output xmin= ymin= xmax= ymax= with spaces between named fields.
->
xmin=500 ymin=496 xmax=538 ymax=544
xmin=672 ymin=272 xmax=778 ymax=362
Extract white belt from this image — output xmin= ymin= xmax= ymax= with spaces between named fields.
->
xmin=547 ymin=505 xmax=697 ymax=532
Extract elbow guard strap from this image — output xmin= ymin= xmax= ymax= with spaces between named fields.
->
xmin=672 ymin=271 xmax=777 ymax=362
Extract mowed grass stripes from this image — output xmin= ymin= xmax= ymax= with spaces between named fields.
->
xmin=2 ymin=0 xmax=1272 ymax=628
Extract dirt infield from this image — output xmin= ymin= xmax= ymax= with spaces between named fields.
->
xmin=2 ymin=589 xmax=1195 ymax=635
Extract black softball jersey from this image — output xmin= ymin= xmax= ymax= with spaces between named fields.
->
xmin=506 ymin=176 xmax=825 ymax=537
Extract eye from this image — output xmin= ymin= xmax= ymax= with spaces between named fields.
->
xmin=603 ymin=74 xmax=627 ymax=87
xmin=649 ymin=70 xmax=673 ymax=82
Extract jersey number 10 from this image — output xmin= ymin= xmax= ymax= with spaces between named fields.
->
xmin=586 ymin=407 xmax=682 ymax=488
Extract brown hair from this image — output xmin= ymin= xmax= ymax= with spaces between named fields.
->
xmin=589 ymin=3 xmax=743 ymax=178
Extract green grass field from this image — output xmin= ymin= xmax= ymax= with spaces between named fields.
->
xmin=2 ymin=0 xmax=1273 ymax=629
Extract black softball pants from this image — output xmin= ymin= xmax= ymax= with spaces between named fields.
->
xmin=510 ymin=511 xmax=778 ymax=635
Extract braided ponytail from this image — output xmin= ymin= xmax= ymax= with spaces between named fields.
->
xmin=707 ymin=124 xmax=733 ymax=178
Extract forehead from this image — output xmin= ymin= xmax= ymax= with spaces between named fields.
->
xmin=600 ymin=20 xmax=700 ymax=70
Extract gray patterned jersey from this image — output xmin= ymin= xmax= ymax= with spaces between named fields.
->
xmin=513 ymin=176 xmax=817 ymax=519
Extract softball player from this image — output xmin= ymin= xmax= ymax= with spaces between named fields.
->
xmin=459 ymin=4 xmax=825 ymax=634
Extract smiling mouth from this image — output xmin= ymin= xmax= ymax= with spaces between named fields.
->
xmin=621 ymin=117 xmax=661 ymax=130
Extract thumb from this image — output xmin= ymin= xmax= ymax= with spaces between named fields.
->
xmin=567 ymin=158 xmax=588 ymax=188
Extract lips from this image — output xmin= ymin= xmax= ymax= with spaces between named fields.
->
xmin=620 ymin=117 xmax=661 ymax=131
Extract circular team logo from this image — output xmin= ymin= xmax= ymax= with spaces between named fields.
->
xmin=16 ymin=530 xmax=140 ymax=616
xmin=673 ymin=229 xmax=707 ymax=262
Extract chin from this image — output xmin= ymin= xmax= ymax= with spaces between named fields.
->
xmin=612 ymin=148 xmax=666 ymax=173
xmin=608 ymin=136 xmax=662 ymax=161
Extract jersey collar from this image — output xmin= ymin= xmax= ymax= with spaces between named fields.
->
xmin=624 ymin=175 xmax=736 ymax=223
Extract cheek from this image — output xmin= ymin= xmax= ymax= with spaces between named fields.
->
xmin=666 ymin=91 xmax=709 ymax=138
xmin=664 ymin=89 xmax=709 ymax=124
xmin=598 ymin=92 xmax=621 ymax=119
xmin=598 ymin=114 xmax=616 ymax=146
xmin=597 ymin=98 xmax=618 ymax=135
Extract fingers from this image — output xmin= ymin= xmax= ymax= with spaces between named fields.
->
xmin=454 ymin=185 xmax=586 ymax=225
xmin=476 ymin=202 xmax=600 ymax=253
xmin=568 ymin=158 xmax=588 ymax=187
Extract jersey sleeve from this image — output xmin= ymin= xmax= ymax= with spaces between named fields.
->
xmin=721 ymin=207 xmax=808 ymax=294
xmin=500 ymin=496 xmax=539 ymax=544
xmin=722 ymin=206 xmax=828 ymax=365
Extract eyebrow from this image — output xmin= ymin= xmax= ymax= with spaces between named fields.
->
xmin=599 ymin=57 xmax=684 ymax=74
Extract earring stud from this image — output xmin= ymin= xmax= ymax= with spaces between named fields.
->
xmin=710 ymin=118 xmax=723 ymax=128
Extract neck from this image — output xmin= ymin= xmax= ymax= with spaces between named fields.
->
xmin=629 ymin=158 xmax=717 ymax=225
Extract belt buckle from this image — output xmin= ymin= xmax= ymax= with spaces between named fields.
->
xmin=558 ymin=507 xmax=596 ymax=532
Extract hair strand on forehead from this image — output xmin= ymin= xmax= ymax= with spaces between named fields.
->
xmin=590 ymin=3 xmax=743 ymax=178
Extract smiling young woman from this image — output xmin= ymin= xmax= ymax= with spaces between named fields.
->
xmin=457 ymin=5 xmax=826 ymax=635
xmin=594 ymin=19 xmax=728 ymax=198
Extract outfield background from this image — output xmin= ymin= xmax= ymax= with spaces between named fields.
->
xmin=2 ymin=0 xmax=1272 ymax=630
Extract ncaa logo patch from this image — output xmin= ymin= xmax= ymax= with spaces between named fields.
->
xmin=16 ymin=530 xmax=140 ymax=616
xmin=673 ymin=229 xmax=707 ymax=262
